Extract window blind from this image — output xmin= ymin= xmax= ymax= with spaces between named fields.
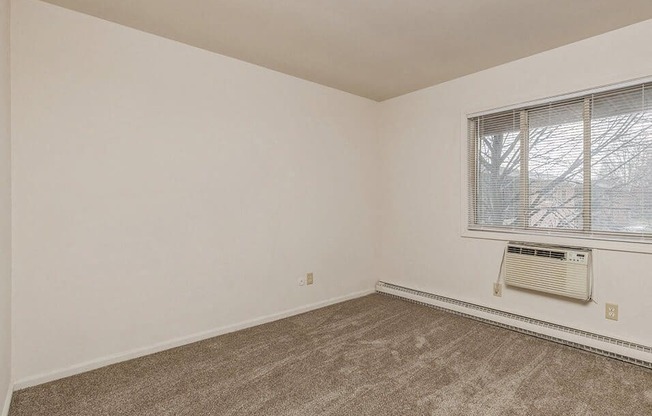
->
xmin=468 ymin=81 xmax=652 ymax=241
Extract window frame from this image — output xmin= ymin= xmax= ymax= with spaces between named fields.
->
xmin=461 ymin=76 xmax=652 ymax=254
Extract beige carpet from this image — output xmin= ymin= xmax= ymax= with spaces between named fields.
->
xmin=9 ymin=294 xmax=652 ymax=415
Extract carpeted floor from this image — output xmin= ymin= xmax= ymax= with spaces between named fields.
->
xmin=9 ymin=294 xmax=652 ymax=415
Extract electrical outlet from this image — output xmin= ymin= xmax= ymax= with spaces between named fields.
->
xmin=306 ymin=273 xmax=314 ymax=285
xmin=493 ymin=283 xmax=502 ymax=297
xmin=298 ymin=276 xmax=306 ymax=286
xmin=606 ymin=303 xmax=618 ymax=321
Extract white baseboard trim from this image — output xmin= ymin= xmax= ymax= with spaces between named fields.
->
xmin=1 ymin=384 xmax=12 ymax=416
xmin=376 ymin=281 xmax=652 ymax=369
xmin=14 ymin=288 xmax=375 ymax=390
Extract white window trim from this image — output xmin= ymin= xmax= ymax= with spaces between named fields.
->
xmin=460 ymin=75 xmax=652 ymax=255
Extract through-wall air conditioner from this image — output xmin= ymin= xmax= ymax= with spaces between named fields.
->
xmin=504 ymin=242 xmax=592 ymax=302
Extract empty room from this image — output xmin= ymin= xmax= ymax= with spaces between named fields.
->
xmin=1 ymin=0 xmax=652 ymax=415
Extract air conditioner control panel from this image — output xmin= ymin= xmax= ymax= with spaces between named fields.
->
xmin=566 ymin=252 xmax=588 ymax=265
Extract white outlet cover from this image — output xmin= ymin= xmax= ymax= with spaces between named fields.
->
xmin=605 ymin=303 xmax=618 ymax=321
xmin=298 ymin=277 xmax=306 ymax=286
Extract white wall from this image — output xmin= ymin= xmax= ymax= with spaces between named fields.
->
xmin=11 ymin=0 xmax=380 ymax=384
xmin=378 ymin=19 xmax=652 ymax=347
xmin=0 ymin=0 xmax=10 ymax=410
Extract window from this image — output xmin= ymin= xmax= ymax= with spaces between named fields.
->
xmin=468 ymin=81 xmax=652 ymax=241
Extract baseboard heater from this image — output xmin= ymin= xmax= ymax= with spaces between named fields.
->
xmin=375 ymin=281 xmax=652 ymax=370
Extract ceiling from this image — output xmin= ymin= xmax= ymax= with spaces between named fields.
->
xmin=42 ymin=0 xmax=652 ymax=101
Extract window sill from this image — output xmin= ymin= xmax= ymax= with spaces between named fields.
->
xmin=461 ymin=228 xmax=652 ymax=254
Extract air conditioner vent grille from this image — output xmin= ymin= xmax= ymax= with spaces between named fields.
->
xmin=507 ymin=246 xmax=520 ymax=254
xmin=506 ymin=245 xmax=566 ymax=261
